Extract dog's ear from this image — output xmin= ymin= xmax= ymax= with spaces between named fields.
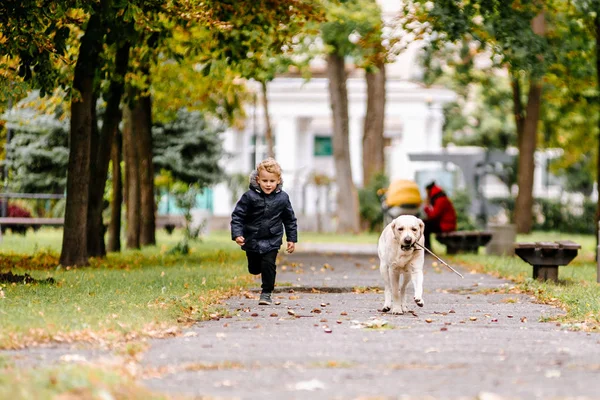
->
xmin=391 ymin=220 xmax=396 ymax=230
xmin=419 ymin=219 xmax=424 ymax=233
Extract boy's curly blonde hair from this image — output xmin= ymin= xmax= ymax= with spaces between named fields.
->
xmin=257 ymin=157 xmax=282 ymax=178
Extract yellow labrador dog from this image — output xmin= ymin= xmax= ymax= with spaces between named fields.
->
xmin=378 ymin=215 xmax=425 ymax=314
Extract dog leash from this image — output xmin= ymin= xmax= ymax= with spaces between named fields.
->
xmin=414 ymin=242 xmax=464 ymax=278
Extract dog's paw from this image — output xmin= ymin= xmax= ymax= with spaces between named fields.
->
xmin=381 ymin=306 xmax=391 ymax=313
xmin=414 ymin=297 xmax=424 ymax=307
xmin=391 ymin=307 xmax=404 ymax=315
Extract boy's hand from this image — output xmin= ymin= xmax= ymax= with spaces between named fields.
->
xmin=235 ymin=236 xmax=245 ymax=246
xmin=286 ymin=242 xmax=295 ymax=254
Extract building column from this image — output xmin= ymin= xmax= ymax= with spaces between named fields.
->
xmin=402 ymin=114 xmax=431 ymax=178
xmin=349 ymin=116 xmax=363 ymax=187
xmin=388 ymin=137 xmax=409 ymax=181
xmin=213 ymin=128 xmax=244 ymax=218
xmin=274 ymin=116 xmax=299 ymax=203
xmin=426 ymin=105 xmax=444 ymax=150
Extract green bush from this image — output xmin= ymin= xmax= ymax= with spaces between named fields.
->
xmin=450 ymin=190 xmax=478 ymax=230
xmin=489 ymin=196 xmax=596 ymax=234
xmin=358 ymin=173 xmax=389 ymax=232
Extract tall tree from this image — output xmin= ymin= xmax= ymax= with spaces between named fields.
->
xmin=401 ymin=0 xmax=551 ymax=233
xmin=354 ymin=0 xmax=390 ymax=187
xmin=321 ymin=0 xmax=381 ymax=233
xmin=2 ymin=0 xmax=323 ymax=265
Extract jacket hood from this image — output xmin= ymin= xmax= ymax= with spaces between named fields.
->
xmin=428 ymin=184 xmax=444 ymax=197
xmin=249 ymin=169 xmax=283 ymax=194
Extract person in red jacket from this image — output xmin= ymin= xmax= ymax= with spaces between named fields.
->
xmin=423 ymin=181 xmax=457 ymax=250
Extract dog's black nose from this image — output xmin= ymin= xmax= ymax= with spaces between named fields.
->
xmin=403 ymin=237 xmax=412 ymax=244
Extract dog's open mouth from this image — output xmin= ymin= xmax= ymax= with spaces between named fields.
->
xmin=401 ymin=244 xmax=414 ymax=251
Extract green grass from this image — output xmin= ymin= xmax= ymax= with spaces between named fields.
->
xmin=0 ymin=364 xmax=168 ymax=400
xmin=1 ymin=227 xmax=599 ymax=350
xmin=445 ymin=231 xmax=600 ymax=329
xmin=0 ymin=228 xmax=251 ymax=348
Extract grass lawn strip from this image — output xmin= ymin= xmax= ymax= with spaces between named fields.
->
xmin=0 ymin=363 xmax=170 ymax=400
xmin=0 ymin=230 xmax=253 ymax=349
xmin=448 ymin=252 xmax=600 ymax=331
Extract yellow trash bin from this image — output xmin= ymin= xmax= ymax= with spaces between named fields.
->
xmin=380 ymin=179 xmax=422 ymax=224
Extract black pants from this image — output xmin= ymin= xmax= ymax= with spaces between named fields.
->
xmin=246 ymin=250 xmax=278 ymax=293
xmin=423 ymin=219 xmax=442 ymax=250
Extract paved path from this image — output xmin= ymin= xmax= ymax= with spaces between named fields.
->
xmin=141 ymin=249 xmax=600 ymax=400
xmin=4 ymin=248 xmax=600 ymax=399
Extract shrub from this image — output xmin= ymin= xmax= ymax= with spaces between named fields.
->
xmin=0 ymin=202 xmax=33 ymax=235
xmin=450 ymin=190 xmax=478 ymax=230
xmin=358 ymin=173 xmax=389 ymax=232
xmin=488 ymin=196 xmax=596 ymax=234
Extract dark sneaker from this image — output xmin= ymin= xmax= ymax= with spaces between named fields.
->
xmin=258 ymin=292 xmax=272 ymax=305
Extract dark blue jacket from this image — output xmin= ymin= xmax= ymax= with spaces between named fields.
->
xmin=231 ymin=171 xmax=298 ymax=254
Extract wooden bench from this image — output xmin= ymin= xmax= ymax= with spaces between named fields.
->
xmin=0 ymin=217 xmax=64 ymax=235
xmin=0 ymin=217 xmax=65 ymax=226
xmin=155 ymin=215 xmax=186 ymax=234
xmin=0 ymin=215 xmax=187 ymax=235
xmin=436 ymin=231 xmax=493 ymax=254
xmin=514 ymin=240 xmax=581 ymax=282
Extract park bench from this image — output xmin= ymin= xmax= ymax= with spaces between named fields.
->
xmin=436 ymin=230 xmax=493 ymax=254
xmin=0 ymin=215 xmax=187 ymax=235
xmin=514 ymin=240 xmax=581 ymax=282
xmin=0 ymin=217 xmax=64 ymax=235
xmin=155 ymin=215 xmax=186 ymax=233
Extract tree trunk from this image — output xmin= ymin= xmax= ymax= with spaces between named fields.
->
xmin=363 ymin=62 xmax=386 ymax=187
xmin=108 ymin=129 xmax=123 ymax=252
xmin=135 ymin=88 xmax=156 ymax=246
xmin=594 ymin=12 xmax=600 ymax=280
xmin=60 ymin=13 xmax=103 ymax=267
xmin=87 ymin=92 xmax=104 ymax=258
xmin=327 ymin=52 xmax=360 ymax=233
xmin=514 ymin=82 xmax=543 ymax=234
xmin=261 ymin=80 xmax=275 ymax=158
xmin=87 ymin=42 xmax=130 ymax=257
xmin=514 ymin=11 xmax=546 ymax=234
xmin=123 ymin=102 xmax=141 ymax=249
xmin=511 ymin=72 xmax=526 ymax=150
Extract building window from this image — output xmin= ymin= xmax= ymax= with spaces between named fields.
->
xmin=314 ymin=136 xmax=332 ymax=157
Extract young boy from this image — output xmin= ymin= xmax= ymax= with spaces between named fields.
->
xmin=231 ymin=158 xmax=298 ymax=305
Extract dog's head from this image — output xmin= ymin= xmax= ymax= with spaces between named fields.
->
xmin=390 ymin=215 xmax=424 ymax=251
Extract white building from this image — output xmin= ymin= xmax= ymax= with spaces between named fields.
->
xmin=208 ymin=1 xmax=458 ymax=231
xmin=210 ymin=37 xmax=459 ymax=228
